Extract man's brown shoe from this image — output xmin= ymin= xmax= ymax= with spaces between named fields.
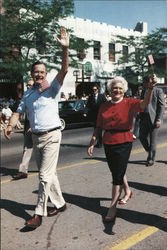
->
xmin=25 ymin=215 xmax=42 ymax=228
xmin=12 ymin=172 xmax=28 ymax=180
xmin=48 ymin=204 xmax=67 ymax=217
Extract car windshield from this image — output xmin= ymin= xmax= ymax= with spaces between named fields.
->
xmin=58 ymin=101 xmax=76 ymax=110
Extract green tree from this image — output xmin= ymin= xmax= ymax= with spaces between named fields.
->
xmin=0 ymin=0 xmax=90 ymax=83
xmin=114 ymin=28 xmax=167 ymax=86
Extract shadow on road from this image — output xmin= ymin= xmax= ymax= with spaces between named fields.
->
xmin=84 ymin=156 xmax=106 ymax=162
xmin=0 ymin=167 xmax=38 ymax=178
xmin=0 ymin=199 xmax=37 ymax=232
xmin=63 ymin=192 xmax=167 ymax=233
xmin=0 ymin=199 xmax=35 ymax=220
xmin=129 ymin=181 xmax=167 ymax=196
xmin=1 ymin=193 xmax=167 ymax=234
xmin=63 ymin=192 xmax=109 ymax=215
xmin=128 ymin=160 xmax=146 ymax=166
xmin=119 ymin=208 xmax=167 ymax=232
xmin=63 ymin=192 xmax=116 ymax=235
xmin=0 ymin=167 xmax=18 ymax=177
xmin=156 ymin=160 xmax=167 ymax=165
xmin=128 ymin=160 xmax=167 ymax=166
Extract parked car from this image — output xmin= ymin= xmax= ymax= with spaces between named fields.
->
xmin=58 ymin=99 xmax=93 ymax=130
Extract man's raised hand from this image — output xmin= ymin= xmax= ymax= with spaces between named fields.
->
xmin=56 ymin=27 xmax=69 ymax=48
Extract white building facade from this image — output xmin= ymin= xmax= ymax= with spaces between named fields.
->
xmin=48 ymin=16 xmax=148 ymax=96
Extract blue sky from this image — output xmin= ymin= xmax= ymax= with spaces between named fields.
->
xmin=73 ymin=0 xmax=167 ymax=33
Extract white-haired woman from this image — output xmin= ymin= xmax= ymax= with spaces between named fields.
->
xmin=88 ymin=75 xmax=157 ymax=222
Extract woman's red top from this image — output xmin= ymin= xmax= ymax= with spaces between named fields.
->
xmin=96 ymin=98 xmax=143 ymax=145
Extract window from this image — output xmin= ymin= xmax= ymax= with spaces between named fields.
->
xmin=109 ymin=43 xmax=115 ymax=62
xmin=76 ymin=101 xmax=84 ymax=110
xmin=77 ymin=38 xmax=86 ymax=60
xmin=93 ymin=41 xmax=101 ymax=60
xmin=135 ymin=48 xmax=140 ymax=62
xmin=122 ymin=45 xmax=128 ymax=62
xmin=122 ymin=45 xmax=128 ymax=56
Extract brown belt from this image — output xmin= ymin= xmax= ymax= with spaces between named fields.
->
xmin=32 ymin=127 xmax=61 ymax=136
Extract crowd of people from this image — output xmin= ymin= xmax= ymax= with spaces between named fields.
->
xmin=3 ymin=27 xmax=166 ymax=229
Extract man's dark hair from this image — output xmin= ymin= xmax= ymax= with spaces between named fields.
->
xmin=31 ymin=61 xmax=47 ymax=74
xmin=143 ymin=75 xmax=150 ymax=84
xmin=92 ymin=83 xmax=100 ymax=90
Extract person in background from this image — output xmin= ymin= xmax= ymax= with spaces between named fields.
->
xmin=8 ymin=97 xmax=14 ymax=109
xmin=2 ymin=103 xmax=13 ymax=126
xmin=4 ymin=27 xmax=69 ymax=229
xmin=84 ymin=83 xmax=107 ymax=148
xmin=60 ymin=92 xmax=67 ymax=101
xmin=133 ymin=86 xmax=143 ymax=139
xmin=88 ymin=74 xmax=157 ymax=222
xmin=11 ymin=83 xmax=24 ymax=129
xmin=139 ymin=75 xmax=165 ymax=166
xmin=81 ymin=93 xmax=87 ymax=100
xmin=68 ymin=92 xmax=72 ymax=100
xmin=12 ymin=79 xmax=34 ymax=180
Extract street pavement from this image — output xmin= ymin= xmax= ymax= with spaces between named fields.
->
xmin=1 ymin=138 xmax=167 ymax=249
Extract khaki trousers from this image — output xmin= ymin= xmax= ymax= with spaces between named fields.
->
xmin=32 ymin=130 xmax=65 ymax=216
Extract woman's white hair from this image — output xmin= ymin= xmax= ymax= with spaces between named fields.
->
xmin=107 ymin=76 xmax=128 ymax=93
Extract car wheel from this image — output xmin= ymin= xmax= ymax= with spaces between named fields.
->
xmin=60 ymin=118 xmax=66 ymax=131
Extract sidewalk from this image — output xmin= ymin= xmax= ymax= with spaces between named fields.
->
xmin=1 ymin=144 xmax=167 ymax=250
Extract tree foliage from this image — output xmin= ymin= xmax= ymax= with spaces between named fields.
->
xmin=0 ymin=0 xmax=89 ymax=82
xmin=114 ymin=28 xmax=167 ymax=84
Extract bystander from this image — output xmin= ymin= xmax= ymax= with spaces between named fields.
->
xmin=139 ymin=75 xmax=165 ymax=166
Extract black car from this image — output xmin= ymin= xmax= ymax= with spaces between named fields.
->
xmin=58 ymin=99 xmax=93 ymax=130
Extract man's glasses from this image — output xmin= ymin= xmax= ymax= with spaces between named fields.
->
xmin=93 ymin=88 xmax=97 ymax=91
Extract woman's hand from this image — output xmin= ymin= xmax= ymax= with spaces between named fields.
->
xmin=87 ymin=136 xmax=96 ymax=156
xmin=88 ymin=144 xmax=94 ymax=156
xmin=56 ymin=27 xmax=69 ymax=48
